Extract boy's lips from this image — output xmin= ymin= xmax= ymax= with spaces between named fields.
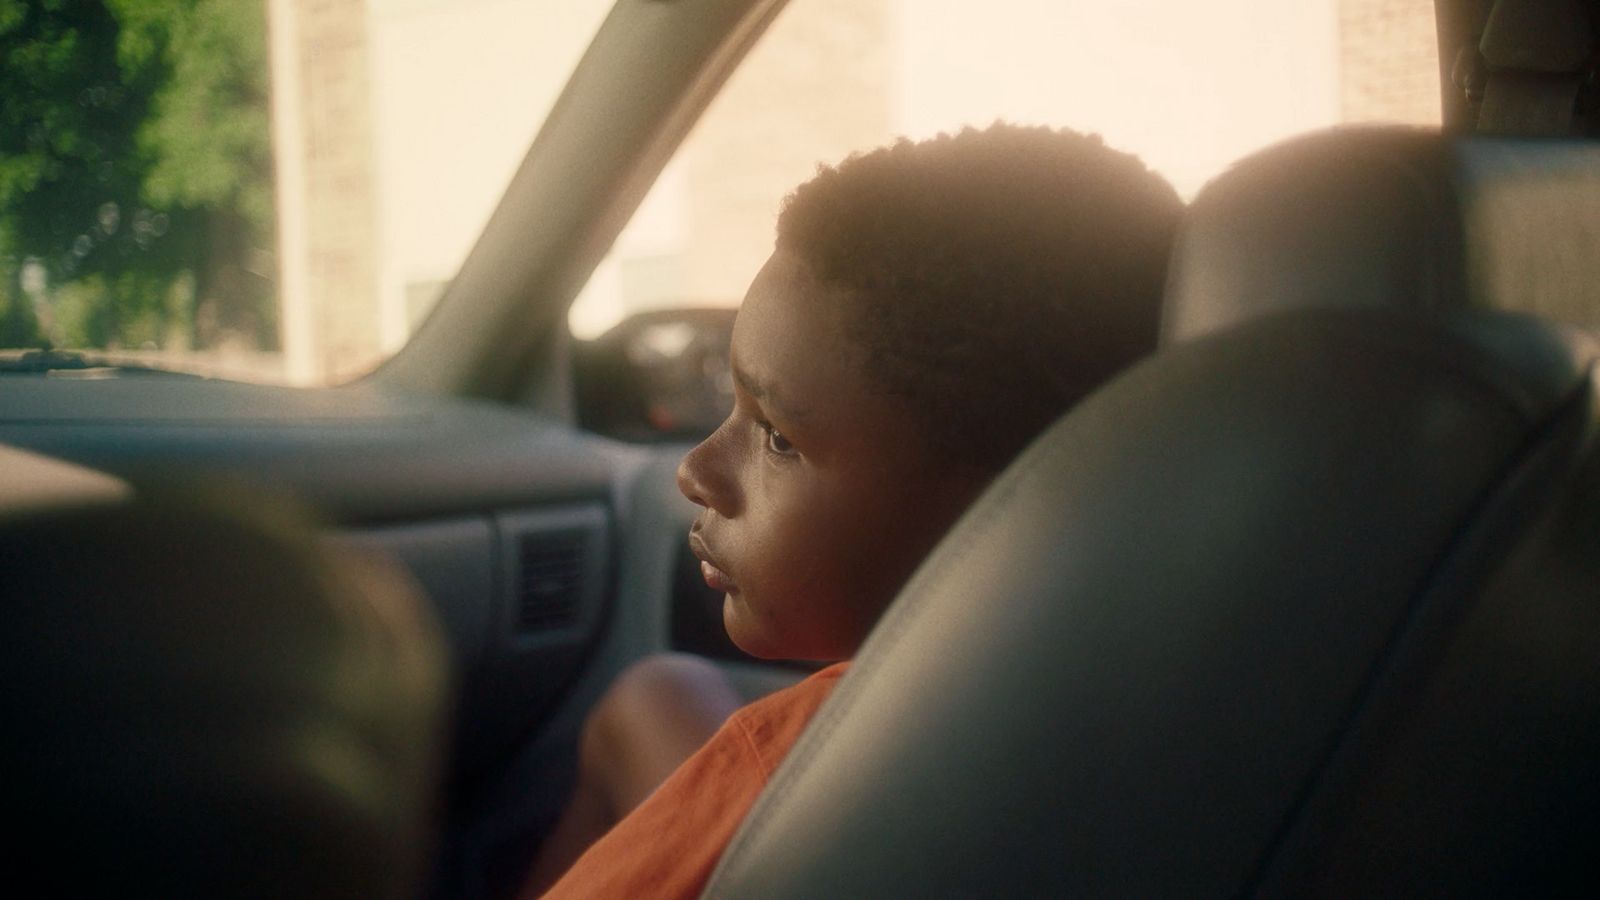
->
xmin=688 ymin=530 xmax=738 ymax=594
xmin=700 ymin=560 xmax=737 ymax=594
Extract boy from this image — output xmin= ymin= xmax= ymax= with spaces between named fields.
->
xmin=532 ymin=123 xmax=1182 ymax=897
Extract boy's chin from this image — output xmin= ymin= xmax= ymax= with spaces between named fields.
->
xmin=724 ymin=602 xmax=850 ymax=663
xmin=724 ymin=598 xmax=803 ymax=661
xmin=723 ymin=596 xmax=779 ymax=659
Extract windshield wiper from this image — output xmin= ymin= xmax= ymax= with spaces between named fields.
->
xmin=0 ymin=349 xmax=201 ymax=378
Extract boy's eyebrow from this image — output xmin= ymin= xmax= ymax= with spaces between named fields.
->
xmin=733 ymin=361 xmax=809 ymax=424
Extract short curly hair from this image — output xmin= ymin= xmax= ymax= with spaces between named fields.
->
xmin=775 ymin=123 xmax=1182 ymax=470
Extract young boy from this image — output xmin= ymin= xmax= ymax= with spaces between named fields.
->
xmin=531 ymin=123 xmax=1182 ymax=897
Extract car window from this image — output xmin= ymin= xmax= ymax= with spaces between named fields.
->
xmin=1 ymin=1 xmax=1439 ymax=388
xmin=567 ymin=0 xmax=1441 ymax=341
xmin=0 ymin=0 xmax=612 ymax=385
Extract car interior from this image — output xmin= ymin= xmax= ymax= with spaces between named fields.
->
xmin=2 ymin=0 xmax=1598 ymax=896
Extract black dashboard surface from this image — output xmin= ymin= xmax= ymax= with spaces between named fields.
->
xmin=0 ymin=376 xmax=633 ymax=524
xmin=0 ymin=375 xmax=655 ymax=787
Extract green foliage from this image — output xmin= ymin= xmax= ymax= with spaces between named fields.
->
xmin=133 ymin=0 xmax=274 ymax=225
xmin=0 ymin=0 xmax=274 ymax=353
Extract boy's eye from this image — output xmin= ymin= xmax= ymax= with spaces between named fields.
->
xmin=762 ymin=423 xmax=796 ymax=455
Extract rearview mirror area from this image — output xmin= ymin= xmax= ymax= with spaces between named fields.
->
xmin=573 ymin=308 xmax=736 ymax=443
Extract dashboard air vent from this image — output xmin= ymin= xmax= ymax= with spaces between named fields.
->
xmin=516 ymin=532 xmax=586 ymax=632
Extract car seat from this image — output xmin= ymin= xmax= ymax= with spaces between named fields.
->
xmin=701 ymin=112 xmax=1600 ymax=900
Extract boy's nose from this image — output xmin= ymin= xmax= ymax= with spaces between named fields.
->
xmin=675 ymin=451 xmax=706 ymax=509
xmin=677 ymin=428 xmax=737 ymax=516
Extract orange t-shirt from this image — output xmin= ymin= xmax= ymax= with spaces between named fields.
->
xmin=540 ymin=662 xmax=848 ymax=899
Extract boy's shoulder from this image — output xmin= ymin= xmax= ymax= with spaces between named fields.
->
xmin=729 ymin=662 xmax=849 ymax=777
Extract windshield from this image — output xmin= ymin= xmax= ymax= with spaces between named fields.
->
xmin=2 ymin=0 xmax=1439 ymax=384
xmin=0 ymin=0 xmax=611 ymax=384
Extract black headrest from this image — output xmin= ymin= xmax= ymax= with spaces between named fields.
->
xmin=0 ymin=489 xmax=447 ymax=897
xmin=1161 ymin=126 xmax=1600 ymax=344
xmin=1479 ymin=0 xmax=1594 ymax=74
xmin=1466 ymin=0 xmax=1599 ymax=135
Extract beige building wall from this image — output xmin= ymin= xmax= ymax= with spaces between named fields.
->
xmin=270 ymin=0 xmax=382 ymax=383
xmin=1338 ymin=0 xmax=1442 ymax=124
xmin=680 ymin=0 xmax=892 ymax=307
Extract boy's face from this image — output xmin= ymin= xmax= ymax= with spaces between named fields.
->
xmin=677 ymin=251 xmax=986 ymax=661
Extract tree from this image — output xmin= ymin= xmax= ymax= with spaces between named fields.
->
xmin=0 ymin=0 xmax=274 ymax=353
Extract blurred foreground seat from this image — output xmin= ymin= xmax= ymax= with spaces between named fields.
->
xmin=0 ymin=458 xmax=447 ymax=898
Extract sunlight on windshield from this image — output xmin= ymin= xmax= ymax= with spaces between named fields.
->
xmin=0 ymin=0 xmax=1437 ymax=383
